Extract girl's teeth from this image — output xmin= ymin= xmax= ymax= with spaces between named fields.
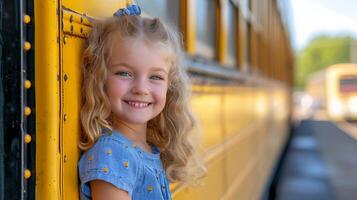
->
xmin=127 ymin=101 xmax=149 ymax=108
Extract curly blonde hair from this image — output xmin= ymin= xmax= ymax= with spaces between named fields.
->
xmin=79 ymin=16 xmax=205 ymax=183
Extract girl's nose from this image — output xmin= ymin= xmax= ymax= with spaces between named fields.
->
xmin=131 ymin=78 xmax=149 ymax=95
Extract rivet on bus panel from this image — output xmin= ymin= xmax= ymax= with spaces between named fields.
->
xmin=64 ymin=74 xmax=68 ymax=81
xmin=63 ymin=36 xmax=68 ymax=44
xmin=64 ymin=114 xmax=67 ymax=121
xmin=24 ymin=169 xmax=31 ymax=179
xmin=24 ymin=15 xmax=31 ymax=24
xmin=24 ymin=42 xmax=31 ymax=51
xmin=25 ymin=134 xmax=32 ymax=143
xmin=24 ymin=80 xmax=31 ymax=89
xmin=24 ymin=107 xmax=31 ymax=116
xmin=64 ymin=155 xmax=68 ymax=162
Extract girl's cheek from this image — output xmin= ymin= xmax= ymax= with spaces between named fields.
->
xmin=153 ymin=83 xmax=168 ymax=96
xmin=159 ymin=88 xmax=168 ymax=103
xmin=106 ymin=78 xmax=129 ymax=94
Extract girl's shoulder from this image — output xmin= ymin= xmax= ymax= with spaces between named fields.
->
xmin=78 ymin=130 xmax=144 ymax=198
xmin=90 ymin=129 xmax=138 ymax=151
xmin=80 ymin=130 xmax=142 ymax=165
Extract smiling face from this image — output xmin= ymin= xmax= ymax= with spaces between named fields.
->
xmin=105 ymin=36 xmax=170 ymax=127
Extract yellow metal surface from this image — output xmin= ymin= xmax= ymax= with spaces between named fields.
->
xmin=61 ymin=35 xmax=84 ymax=200
xmin=180 ymin=0 xmax=196 ymax=55
xmin=35 ymin=0 xmax=61 ymax=199
xmin=191 ymin=92 xmax=223 ymax=149
xmin=62 ymin=9 xmax=91 ymax=38
xmin=217 ymin=0 xmax=228 ymax=65
xmin=173 ymin=83 xmax=290 ymax=200
xmin=59 ymin=1 xmax=129 ymax=199
xmin=62 ymin=0 xmax=127 ymax=18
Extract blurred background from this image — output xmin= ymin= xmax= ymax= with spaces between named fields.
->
xmin=1 ymin=0 xmax=356 ymax=199
xmin=276 ymin=1 xmax=357 ymax=200
xmin=290 ymin=0 xmax=357 ymax=123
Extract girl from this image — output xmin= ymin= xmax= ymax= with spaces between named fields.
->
xmin=78 ymin=8 xmax=205 ymax=200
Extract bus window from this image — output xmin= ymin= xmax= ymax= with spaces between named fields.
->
xmin=340 ymin=76 xmax=357 ymax=93
xmin=195 ymin=0 xmax=217 ymax=59
xmin=225 ymin=1 xmax=237 ymax=67
xmin=137 ymin=0 xmax=180 ymax=29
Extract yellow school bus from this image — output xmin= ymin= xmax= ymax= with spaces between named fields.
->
xmin=306 ymin=63 xmax=357 ymax=121
xmin=0 ymin=0 xmax=293 ymax=199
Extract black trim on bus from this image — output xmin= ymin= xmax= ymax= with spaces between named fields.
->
xmin=0 ymin=0 xmax=35 ymax=199
xmin=185 ymin=54 xmax=281 ymax=87
xmin=186 ymin=54 xmax=245 ymax=82
xmin=1 ymin=0 xmax=23 ymax=199
xmin=24 ymin=0 xmax=35 ymax=199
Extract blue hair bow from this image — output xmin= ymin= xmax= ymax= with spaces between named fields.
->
xmin=113 ymin=4 xmax=141 ymax=16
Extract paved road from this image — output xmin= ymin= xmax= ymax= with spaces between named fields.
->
xmin=275 ymin=120 xmax=357 ymax=200
xmin=314 ymin=121 xmax=357 ymax=200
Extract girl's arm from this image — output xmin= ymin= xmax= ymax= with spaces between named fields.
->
xmin=90 ymin=180 xmax=131 ymax=200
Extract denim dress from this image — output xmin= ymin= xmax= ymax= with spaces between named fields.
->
xmin=78 ymin=130 xmax=172 ymax=200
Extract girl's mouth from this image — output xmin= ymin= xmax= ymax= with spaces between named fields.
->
xmin=124 ymin=100 xmax=152 ymax=108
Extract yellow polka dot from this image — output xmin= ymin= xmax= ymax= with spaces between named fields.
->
xmin=124 ymin=161 xmax=129 ymax=168
xmin=103 ymin=167 xmax=108 ymax=173
xmin=147 ymin=185 xmax=153 ymax=192
xmin=106 ymin=149 xmax=112 ymax=155
xmin=132 ymin=143 xmax=137 ymax=147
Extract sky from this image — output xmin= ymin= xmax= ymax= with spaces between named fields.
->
xmin=289 ymin=0 xmax=357 ymax=50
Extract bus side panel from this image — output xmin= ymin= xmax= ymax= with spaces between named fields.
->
xmin=61 ymin=35 xmax=84 ymax=199
xmin=172 ymin=84 xmax=290 ymax=200
xmin=35 ymin=0 xmax=61 ymax=199
xmin=59 ymin=1 xmax=128 ymax=199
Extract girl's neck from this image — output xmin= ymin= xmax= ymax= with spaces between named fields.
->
xmin=112 ymin=119 xmax=147 ymax=144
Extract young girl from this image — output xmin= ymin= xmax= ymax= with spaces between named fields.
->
xmin=78 ymin=8 xmax=205 ymax=200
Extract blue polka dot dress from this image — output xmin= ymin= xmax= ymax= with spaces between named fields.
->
xmin=78 ymin=130 xmax=172 ymax=200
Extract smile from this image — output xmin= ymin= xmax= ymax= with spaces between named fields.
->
xmin=124 ymin=100 xmax=152 ymax=108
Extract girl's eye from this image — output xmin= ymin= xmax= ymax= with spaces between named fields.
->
xmin=150 ymin=75 xmax=164 ymax=80
xmin=115 ymin=71 xmax=131 ymax=77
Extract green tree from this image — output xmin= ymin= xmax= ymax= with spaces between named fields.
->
xmin=295 ymin=35 xmax=355 ymax=89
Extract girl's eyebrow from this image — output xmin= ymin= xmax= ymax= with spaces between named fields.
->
xmin=151 ymin=67 xmax=168 ymax=74
xmin=110 ymin=63 xmax=168 ymax=74
xmin=109 ymin=62 xmax=132 ymax=68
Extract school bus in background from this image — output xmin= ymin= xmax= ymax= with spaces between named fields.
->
xmin=0 ymin=0 xmax=294 ymax=199
xmin=306 ymin=63 xmax=357 ymax=121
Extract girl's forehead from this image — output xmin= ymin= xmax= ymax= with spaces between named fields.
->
xmin=109 ymin=36 xmax=173 ymax=65
xmin=111 ymin=36 xmax=164 ymax=51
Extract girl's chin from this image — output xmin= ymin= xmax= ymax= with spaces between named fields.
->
xmin=127 ymin=120 xmax=149 ymax=126
xmin=111 ymin=112 xmax=161 ymax=125
xmin=117 ymin=117 xmax=152 ymax=126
